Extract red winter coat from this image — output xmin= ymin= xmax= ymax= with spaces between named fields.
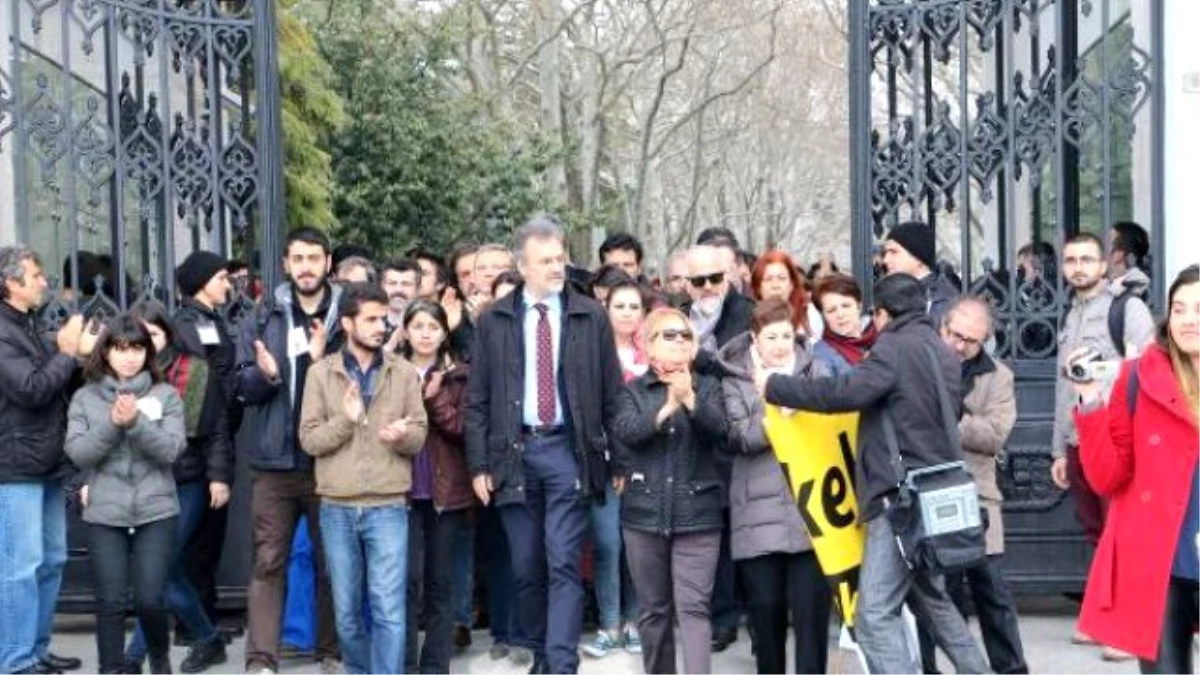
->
xmin=1075 ymin=344 xmax=1199 ymax=659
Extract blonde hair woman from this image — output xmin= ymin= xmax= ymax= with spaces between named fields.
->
xmin=612 ymin=308 xmax=729 ymax=674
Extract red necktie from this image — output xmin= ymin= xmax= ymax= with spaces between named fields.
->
xmin=535 ymin=303 xmax=555 ymax=424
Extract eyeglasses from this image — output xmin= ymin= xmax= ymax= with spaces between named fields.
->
xmin=944 ymin=327 xmax=983 ymax=348
xmin=688 ymin=272 xmax=725 ymax=288
xmin=657 ymin=328 xmax=694 ymax=342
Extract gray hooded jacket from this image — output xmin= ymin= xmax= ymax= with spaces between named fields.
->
xmin=717 ymin=332 xmax=830 ymax=560
xmin=65 ymin=372 xmax=186 ymax=528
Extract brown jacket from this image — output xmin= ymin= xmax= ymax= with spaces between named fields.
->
xmin=299 ymin=350 xmax=428 ymax=505
xmin=421 ymin=363 xmax=475 ymax=511
xmin=960 ymin=353 xmax=1017 ymax=554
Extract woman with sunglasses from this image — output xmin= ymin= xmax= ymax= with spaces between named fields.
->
xmin=66 ymin=314 xmax=186 ymax=674
xmin=811 ymin=274 xmax=877 ymax=376
xmin=400 ymin=300 xmax=475 ymax=673
xmin=716 ymin=298 xmax=833 ymax=674
xmin=613 ymin=307 xmax=729 ymax=674
xmin=119 ymin=300 xmax=230 ymax=673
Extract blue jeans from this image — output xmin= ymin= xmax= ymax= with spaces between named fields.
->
xmin=856 ymin=516 xmax=988 ymax=674
xmin=127 ymin=481 xmax=219 ymax=662
xmin=0 ymin=480 xmax=68 ymax=673
xmin=588 ymin=483 xmax=637 ymax=630
xmin=320 ymin=502 xmax=408 ymax=675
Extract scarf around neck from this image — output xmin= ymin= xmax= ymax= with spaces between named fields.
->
xmin=821 ymin=323 xmax=878 ymax=366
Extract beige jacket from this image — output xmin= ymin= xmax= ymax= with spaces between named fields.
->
xmin=299 ymin=350 xmax=428 ymax=505
xmin=960 ymin=355 xmax=1017 ymax=554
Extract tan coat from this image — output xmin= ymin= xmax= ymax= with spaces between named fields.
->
xmin=960 ymin=356 xmax=1017 ymax=554
xmin=299 ymin=351 xmax=428 ymax=505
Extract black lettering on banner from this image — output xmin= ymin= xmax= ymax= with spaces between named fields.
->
xmin=822 ymin=468 xmax=856 ymax=528
xmin=795 ymin=475 xmax=823 ymax=536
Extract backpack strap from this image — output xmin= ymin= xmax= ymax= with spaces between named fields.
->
xmin=1126 ymin=358 xmax=1140 ymax=416
xmin=1108 ymin=289 xmax=1133 ymax=356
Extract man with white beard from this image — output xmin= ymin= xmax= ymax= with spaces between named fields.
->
xmin=685 ymin=245 xmax=754 ymax=363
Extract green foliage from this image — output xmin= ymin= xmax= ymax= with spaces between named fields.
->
xmin=278 ymin=0 xmax=344 ymax=231
xmin=308 ymin=1 xmax=557 ymax=257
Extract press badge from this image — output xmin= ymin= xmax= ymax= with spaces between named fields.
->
xmin=287 ymin=326 xmax=310 ymax=358
xmin=197 ymin=323 xmax=221 ymax=345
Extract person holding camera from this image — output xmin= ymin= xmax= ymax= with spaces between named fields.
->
xmin=1050 ymin=232 xmax=1156 ymax=656
xmin=1070 ymin=265 xmax=1199 ymax=674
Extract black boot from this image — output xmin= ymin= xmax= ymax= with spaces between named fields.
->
xmin=147 ymin=654 xmax=172 ymax=675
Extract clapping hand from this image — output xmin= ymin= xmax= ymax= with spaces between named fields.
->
xmin=254 ymin=341 xmax=279 ymax=381
xmin=343 ymin=383 xmax=365 ymax=423
xmin=424 ymin=370 xmax=445 ymax=400
xmin=309 ymin=319 xmax=328 ymax=361
xmin=110 ymin=393 xmax=138 ymax=427
xmin=379 ymin=418 xmax=410 ymax=444
xmin=56 ymin=315 xmax=85 ymax=357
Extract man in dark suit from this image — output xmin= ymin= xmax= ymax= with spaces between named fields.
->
xmin=466 ymin=215 xmax=624 ymax=674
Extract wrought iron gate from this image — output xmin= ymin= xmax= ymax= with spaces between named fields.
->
xmin=0 ymin=0 xmax=286 ymax=608
xmin=1 ymin=0 xmax=285 ymax=319
xmin=849 ymin=0 xmax=1164 ymax=592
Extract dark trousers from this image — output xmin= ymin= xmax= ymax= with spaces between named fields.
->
xmin=499 ymin=434 xmax=586 ymax=674
xmin=739 ymin=551 xmax=831 ymax=674
xmin=1139 ymin=577 xmax=1200 ymax=674
xmin=88 ymin=517 xmax=177 ymax=674
xmin=1066 ymin=444 xmax=1107 ymax=544
xmin=405 ymin=502 xmax=465 ymax=674
xmin=182 ymin=499 xmax=228 ymax=624
xmin=623 ymin=528 xmax=721 ymax=674
xmin=710 ymin=511 xmax=742 ymax=632
xmin=919 ymin=555 xmax=1028 ymax=674
xmin=481 ymin=505 xmax=515 ymax=643
xmin=244 ymin=471 xmax=338 ymax=670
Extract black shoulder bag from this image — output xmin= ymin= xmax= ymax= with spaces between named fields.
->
xmin=881 ymin=343 xmax=988 ymax=573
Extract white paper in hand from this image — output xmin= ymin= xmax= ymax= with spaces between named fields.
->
xmin=136 ymin=396 xmax=164 ymax=422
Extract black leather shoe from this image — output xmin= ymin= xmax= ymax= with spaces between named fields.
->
xmin=527 ymin=657 xmax=550 ymax=674
xmin=42 ymin=654 xmax=82 ymax=672
xmin=711 ymin=626 xmax=738 ymax=653
xmin=180 ymin=638 xmax=227 ymax=674
xmin=148 ymin=654 xmax=172 ymax=674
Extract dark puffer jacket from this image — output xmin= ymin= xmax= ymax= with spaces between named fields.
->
xmin=0 ymin=300 xmax=78 ymax=482
xmin=613 ymin=370 xmax=729 ymax=535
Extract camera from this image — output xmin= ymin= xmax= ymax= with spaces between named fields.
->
xmin=1065 ymin=347 xmax=1120 ymax=383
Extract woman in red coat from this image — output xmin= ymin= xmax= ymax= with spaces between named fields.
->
xmin=1072 ymin=264 xmax=1199 ymax=673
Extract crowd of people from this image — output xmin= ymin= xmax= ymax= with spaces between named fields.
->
xmin=0 ymin=214 xmax=1194 ymax=675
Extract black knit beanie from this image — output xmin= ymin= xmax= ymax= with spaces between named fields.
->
xmin=885 ymin=221 xmax=937 ymax=272
xmin=176 ymin=251 xmax=228 ymax=298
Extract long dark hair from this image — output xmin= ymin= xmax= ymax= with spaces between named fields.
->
xmin=1160 ymin=265 xmax=1199 ymax=421
xmin=401 ymin=300 xmax=452 ymax=366
xmin=83 ymin=313 xmax=164 ymax=383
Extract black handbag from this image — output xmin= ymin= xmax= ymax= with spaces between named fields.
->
xmin=881 ymin=343 xmax=988 ymax=574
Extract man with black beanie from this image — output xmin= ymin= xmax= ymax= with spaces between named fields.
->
xmin=882 ymin=221 xmax=960 ymax=326
xmin=171 ymin=251 xmax=238 ymax=667
xmin=756 ymin=273 xmax=988 ymax=675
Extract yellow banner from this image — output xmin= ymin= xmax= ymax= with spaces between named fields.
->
xmin=762 ymin=405 xmax=865 ymax=628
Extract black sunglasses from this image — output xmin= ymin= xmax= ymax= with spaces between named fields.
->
xmin=688 ymin=272 xmax=725 ymax=288
xmin=658 ymin=328 xmax=695 ymax=342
